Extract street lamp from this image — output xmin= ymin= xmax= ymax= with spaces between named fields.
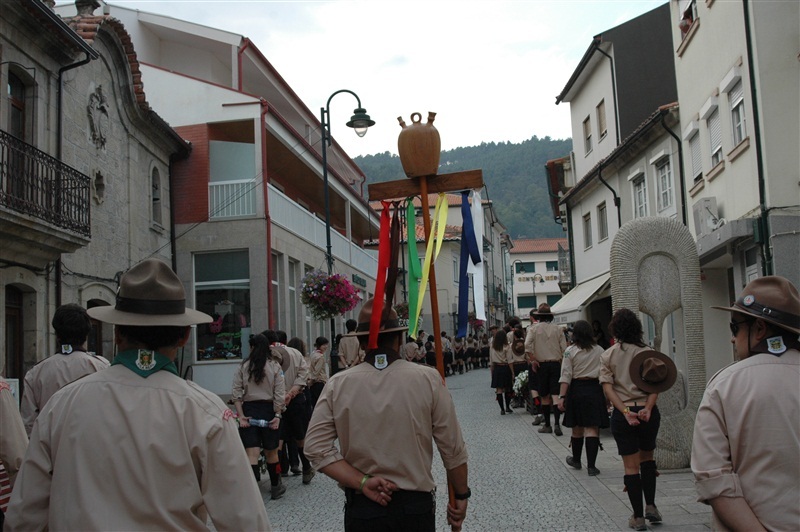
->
xmin=320 ymin=90 xmax=374 ymax=345
xmin=530 ymin=272 xmax=545 ymax=309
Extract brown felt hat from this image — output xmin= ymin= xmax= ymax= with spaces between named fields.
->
xmin=87 ymin=258 xmax=212 ymax=326
xmin=532 ymin=303 xmax=553 ymax=317
xmin=354 ymin=298 xmax=408 ymax=336
xmin=711 ymin=276 xmax=800 ymax=335
xmin=629 ymin=350 xmax=677 ymax=394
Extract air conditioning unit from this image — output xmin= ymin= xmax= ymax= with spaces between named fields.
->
xmin=692 ymin=197 xmax=719 ymax=237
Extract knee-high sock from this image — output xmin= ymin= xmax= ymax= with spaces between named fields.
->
xmin=624 ymin=474 xmax=644 ymax=518
xmin=299 ymin=447 xmax=311 ymax=470
xmin=571 ymin=437 xmax=584 ymax=463
xmin=585 ymin=437 xmax=600 ymax=469
xmin=251 ymin=464 xmax=261 ymax=482
xmin=496 ymin=393 xmax=504 ymax=412
xmin=553 ymin=408 xmax=561 ymax=426
xmin=267 ymin=462 xmax=280 ymax=486
xmin=542 ymin=404 xmax=552 ymax=426
xmin=504 ymin=392 xmax=513 ymax=409
xmin=640 ymin=460 xmax=658 ymax=506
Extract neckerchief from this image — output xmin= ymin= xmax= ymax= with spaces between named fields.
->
xmin=112 ymin=349 xmax=178 ymax=378
xmin=363 ymin=346 xmax=401 ymax=370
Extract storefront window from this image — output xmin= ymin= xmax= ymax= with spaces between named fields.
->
xmin=195 ymin=251 xmax=250 ymax=362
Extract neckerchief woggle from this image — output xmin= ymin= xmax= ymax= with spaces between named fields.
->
xmin=112 ymin=349 xmax=179 ymax=378
xmin=457 ymin=191 xmax=482 ymax=337
xmin=410 ymin=193 xmax=448 ymax=339
xmin=406 ymin=198 xmax=422 ymax=337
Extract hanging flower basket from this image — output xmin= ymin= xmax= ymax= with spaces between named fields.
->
xmin=300 ymin=270 xmax=361 ymax=320
xmin=394 ymin=301 xmax=409 ymax=320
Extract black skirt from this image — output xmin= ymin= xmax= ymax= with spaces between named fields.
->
xmin=490 ymin=364 xmax=513 ymax=389
xmin=562 ymin=379 xmax=609 ymax=428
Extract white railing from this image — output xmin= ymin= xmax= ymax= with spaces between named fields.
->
xmin=209 ymin=179 xmax=257 ymax=218
xmin=268 ymin=185 xmax=377 ymax=276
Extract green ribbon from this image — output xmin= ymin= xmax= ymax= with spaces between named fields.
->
xmin=112 ymin=349 xmax=179 ymax=378
xmin=406 ymin=198 xmax=422 ymax=338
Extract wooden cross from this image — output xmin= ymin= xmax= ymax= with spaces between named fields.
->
xmin=368 ymin=169 xmax=484 ymax=381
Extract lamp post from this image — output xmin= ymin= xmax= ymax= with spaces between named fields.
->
xmin=319 ymin=90 xmax=374 ymax=342
xmin=530 ymin=272 xmax=545 ymax=309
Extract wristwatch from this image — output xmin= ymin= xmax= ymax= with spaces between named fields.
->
xmin=454 ymin=488 xmax=471 ymax=500
xmin=274 ymin=413 xmax=282 ymax=419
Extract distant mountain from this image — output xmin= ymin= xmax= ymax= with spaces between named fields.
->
xmin=354 ymin=136 xmax=573 ymax=240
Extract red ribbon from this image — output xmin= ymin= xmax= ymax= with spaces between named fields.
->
xmin=369 ymin=201 xmax=392 ymax=350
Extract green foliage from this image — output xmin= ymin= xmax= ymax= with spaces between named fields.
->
xmin=355 ymin=136 xmax=573 ymax=240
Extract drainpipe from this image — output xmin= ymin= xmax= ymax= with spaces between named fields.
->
xmin=566 ymin=204 xmax=576 ymax=288
xmin=597 ymin=164 xmax=622 ymax=229
xmin=595 ymin=45 xmax=621 ymax=146
xmin=660 ymin=111 xmax=688 ymax=226
xmin=260 ymin=99 xmax=275 ymax=328
xmin=742 ymin=0 xmax=772 ymax=275
xmin=56 ymin=51 xmax=96 ymax=308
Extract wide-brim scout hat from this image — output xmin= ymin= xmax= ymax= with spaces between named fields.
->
xmin=87 ymin=258 xmax=212 ymax=326
xmin=354 ymin=298 xmax=408 ymax=336
xmin=711 ymin=276 xmax=800 ymax=335
xmin=630 ymin=350 xmax=677 ymax=394
xmin=532 ymin=303 xmax=553 ymax=318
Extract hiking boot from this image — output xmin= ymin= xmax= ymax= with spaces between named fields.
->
xmin=531 ymin=414 xmax=544 ymax=426
xmin=645 ymin=505 xmax=662 ymax=523
xmin=587 ymin=466 xmax=601 ymax=476
xmin=554 ymin=424 xmax=563 ymax=436
xmin=628 ymin=515 xmax=646 ymax=531
xmin=566 ymin=456 xmax=582 ymax=469
xmin=271 ymin=482 xmax=286 ymax=500
xmin=302 ymin=468 xmax=315 ymax=485
xmin=538 ymin=425 xmax=552 ymax=433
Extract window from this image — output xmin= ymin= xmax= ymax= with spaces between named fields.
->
xmin=209 ymin=140 xmax=257 ymax=219
xmin=195 ymin=251 xmax=251 ymax=362
xmin=547 ymin=294 xmax=562 ymax=306
xmin=633 ymin=175 xmax=648 ymax=218
xmin=546 ymin=261 xmax=559 ymax=272
xmin=597 ymin=202 xmax=608 ymax=241
xmin=151 ymin=167 xmax=162 ymax=225
xmin=656 ymin=158 xmax=674 ymax=211
xmin=453 ymin=258 xmax=459 ymax=283
xmin=8 ymin=72 xmax=27 ymax=140
xmin=596 ymin=100 xmax=607 ymax=140
xmin=583 ymin=213 xmax=592 ymax=249
xmin=689 ymin=133 xmax=702 ymax=182
xmin=729 ymin=81 xmax=746 ymax=146
xmin=708 ymin=109 xmax=722 ymax=167
xmin=679 ymin=0 xmax=698 ymax=38
xmin=288 ymin=260 xmax=298 ymax=340
xmin=514 ymin=262 xmax=534 ymax=274
xmin=583 ymin=116 xmax=592 ymax=154
xmin=272 ymin=252 xmax=283 ymax=331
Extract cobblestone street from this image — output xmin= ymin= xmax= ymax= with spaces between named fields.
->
xmin=260 ymin=367 xmax=711 ymax=531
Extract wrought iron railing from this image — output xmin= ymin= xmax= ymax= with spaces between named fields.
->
xmin=0 ymin=130 xmax=90 ymax=236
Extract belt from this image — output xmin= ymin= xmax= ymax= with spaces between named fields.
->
xmin=624 ymin=400 xmax=648 ymax=407
xmin=493 ymin=362 xmax=509 ymax=366
xmin=574 ymin=377 xmax=598 ymax=381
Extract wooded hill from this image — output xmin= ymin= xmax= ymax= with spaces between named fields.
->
xmin=354 ymin=135 xmax=573 ymax=240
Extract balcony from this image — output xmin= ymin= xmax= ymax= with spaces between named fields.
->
xmin=0 ymin=129 xmax=91 ymax=268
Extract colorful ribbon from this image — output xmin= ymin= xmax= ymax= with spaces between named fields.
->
xmin=457 ymin=191 xmax=481 ymax=337
xmin=369 ymin=201 xmax=391 ymax=350
xmin=468 ymin=190 xmax=486 ymax=321
xmin=410 ymin=193 xmax=448 ymax=338
xmin=406 ymin=199 xmax=421 ymax=336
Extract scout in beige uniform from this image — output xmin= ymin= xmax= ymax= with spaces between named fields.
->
xmin=305 ymin=298 xmax=470 ymax=532
xmin=232 ymin=333 xmax=286 ymax=499
xmin=338 ymin=319 xmax=364 ymax=370
xmin=525 ymin=304 xmax=567 ymax=435
xmin=308 ymin=336 xmax=329 ymax=407
xmin=20 ymin=303 xmax=109 ymax=435
xmin=692 ymin=276 xmax=800 ymax=532
xmin=5 ymin=259 xmax=271 ymax=531
xmin=0 ymin=375 xmax=27 ymax=528
xmin=490 ymin=329 xmax=514 ymax=415
xmin=600 ymin=308 xmax=676 ymax=532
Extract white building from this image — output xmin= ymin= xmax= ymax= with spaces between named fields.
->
xmin=508 ymin=238 xmax=567 ymax=325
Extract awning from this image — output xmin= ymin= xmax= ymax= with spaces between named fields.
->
xmin=550 ymin=272 xmax=610 ymax=324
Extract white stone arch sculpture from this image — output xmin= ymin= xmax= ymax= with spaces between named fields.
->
xmin=610 ymin=216 xmax=706 ymax=469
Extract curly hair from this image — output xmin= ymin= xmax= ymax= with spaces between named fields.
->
xmin=608 ymin=308 xmax=647 ymax=347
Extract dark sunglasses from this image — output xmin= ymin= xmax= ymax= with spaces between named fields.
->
xmin=729 ymin=318 xmax=751 ymax=335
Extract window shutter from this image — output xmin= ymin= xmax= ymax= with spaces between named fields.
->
xmin=709 ymin=109 xmax=721 ymax=152
xmin=729 ymin=81 xmax=743 ymax=105
xmin=597 ymin=101 xmax=607 ymax=134
xmin=690 ymin=134 xmax=701 ymax=178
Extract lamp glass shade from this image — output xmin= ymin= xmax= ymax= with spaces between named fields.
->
xmin=347 ymin=108 xmax=375 ymax=137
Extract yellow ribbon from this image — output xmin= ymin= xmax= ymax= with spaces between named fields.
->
xmin=410 ymin=193 xmax=448 ymax=337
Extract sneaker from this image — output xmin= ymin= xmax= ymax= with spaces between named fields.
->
xmin=531 ymin=414 xmax=544 ymax=426
xmin=271 ymin=482 xmax=286 ymax=500
xmin=554 ymin=424 xmax=563 ymax=436
xmin=538 ymin=425 xmax=553 ymax=433
xmin=290 ymin=466 xmax=302 ymax=476
xmin=566 ymin=456 xmax=582 ymax=470
xmin=302 ymin=468 xmax=315 ymax=485
xmin=645 ymin=505 xmax=662 ymax=524
xmin=628 ymin=515 xmax=646 ymax=531
xmin=587 ymin=466 xmax=600 ymax=476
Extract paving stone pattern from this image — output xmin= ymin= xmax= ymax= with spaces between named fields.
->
xmin=255 ymin=367 xmax=711 ymax=531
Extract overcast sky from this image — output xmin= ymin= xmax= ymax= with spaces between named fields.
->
xmin=67 ymin=0 xmax=666 ymax=157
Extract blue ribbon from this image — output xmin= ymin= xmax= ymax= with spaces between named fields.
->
xmin=458 ymin=191 xmax=481 ymax=337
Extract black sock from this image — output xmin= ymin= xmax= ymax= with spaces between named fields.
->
xmin=267 ymin=462 xmax=280 ymax=486
xmin=496 ymin=393 xmax=504 ymax=412
xmin=251 ymin=464 xmax=261 ymax=482
xmin=640 ymin=460 xmax=658 ymax=506
xmin=553 ymin=408 xmax=561 ymax=426
xmin=505 ymin=392 xmax=513 ymax=409
xmin=585 ymin=437 xmax=600 ymax=469
xmin=624 ymin=474 xmax=644 ymax=518
xmin=299 ymin=447 xmax=311 ymax=470
xmin=571 ymin=437 xmax=584 ymax=463
xmin=542 ymin=404 xmax=552 ymax=426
